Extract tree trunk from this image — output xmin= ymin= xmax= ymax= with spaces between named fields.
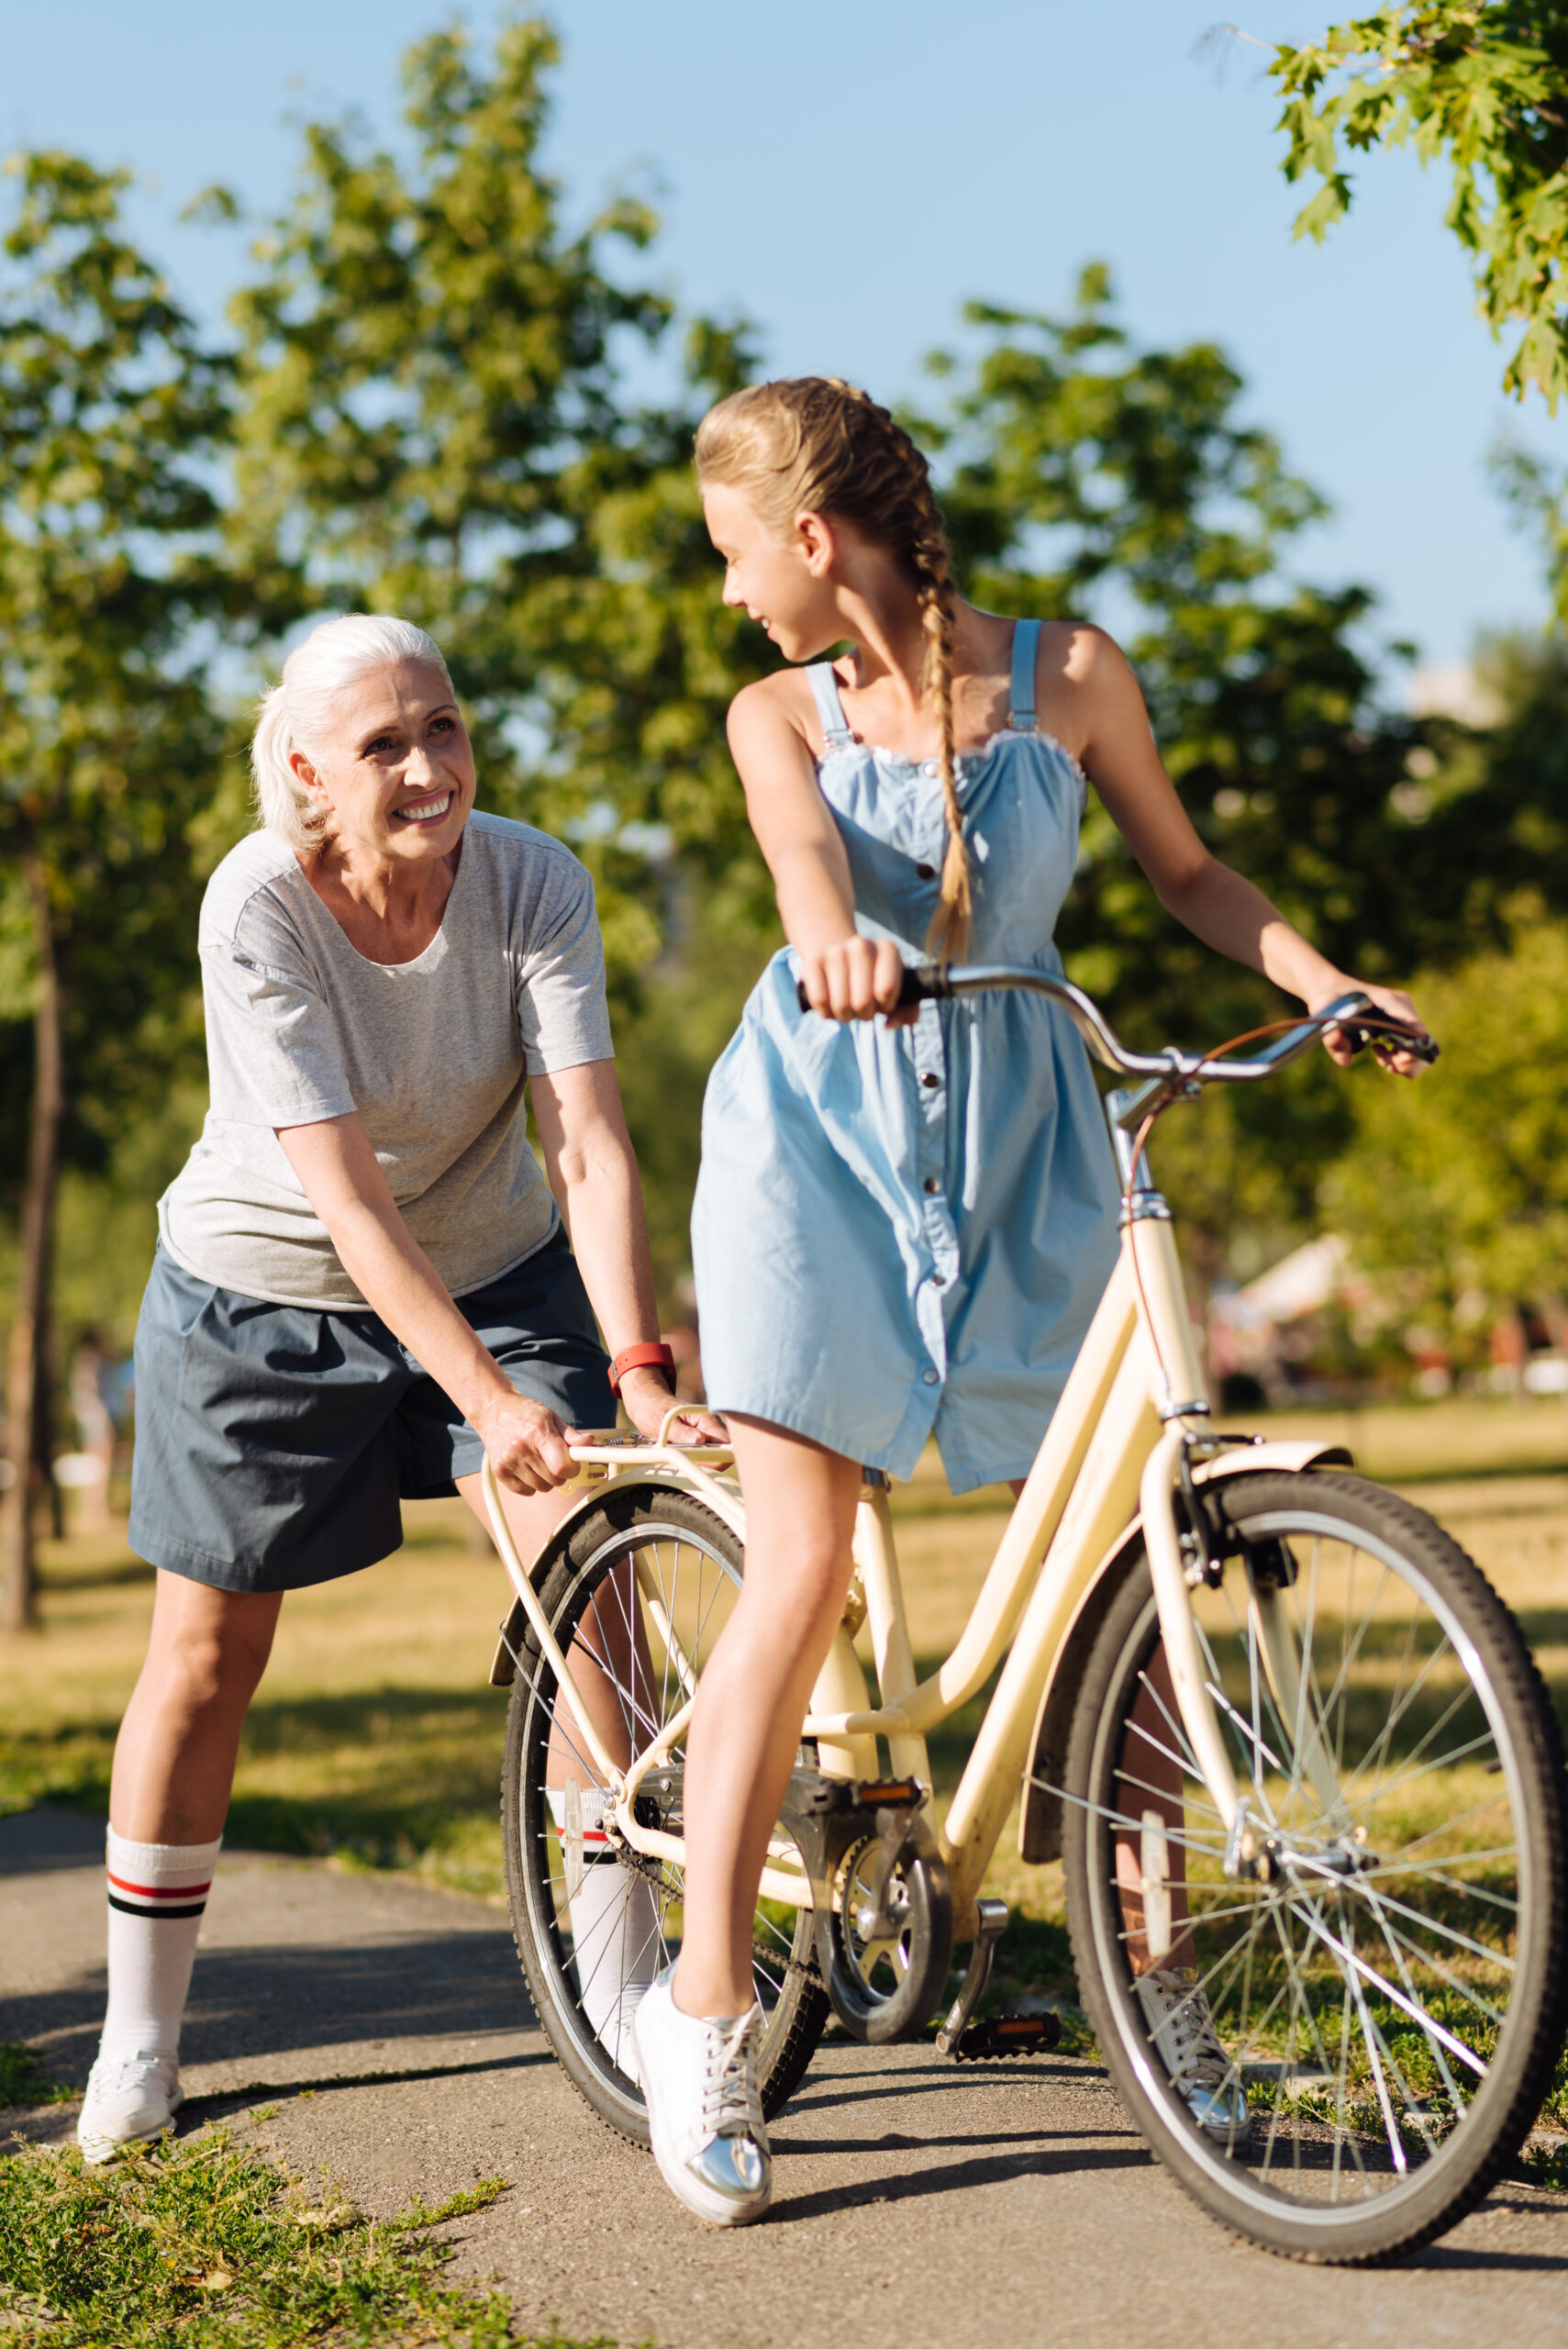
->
xmin=2 ymin=852 xmax=62 ymax=1634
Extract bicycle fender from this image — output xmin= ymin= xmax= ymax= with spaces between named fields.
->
xmin=1016 ymin=1437 xmax=1351 ymax=1863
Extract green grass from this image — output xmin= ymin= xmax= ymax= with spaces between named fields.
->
xmin=0 ymin=2041 xmax=72 ymax=2109
xmin=0 ymin=1504 xmax=518 ymax=1904
xmin=0 ymin=2131 xmax=612 ymax=2348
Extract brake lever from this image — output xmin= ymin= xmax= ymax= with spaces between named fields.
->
xmin=1339 ymin=1019 xmax=1440 ymax=1066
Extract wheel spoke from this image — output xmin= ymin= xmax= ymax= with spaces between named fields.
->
xmin=1080 ymin=1482 xmax=1562 ymax=2241
xmin=1351 ymin=1877 xmax=1516 ymax=1979
xmin=506 ymin=1508 xmax=820 ymax=2124
xmin=1337 ymin=1600 xmax=1431 ymax=1800
xmin=1290 ymin=1898 xmax=1488 ymax=2077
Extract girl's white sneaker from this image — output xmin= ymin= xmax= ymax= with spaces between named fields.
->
xmin=76 ymin=2051 xmax=183 ymax=2164
xmin=1134 ymin=1968 xmax=1251 ymax=2141
xmin=631 ymin=1972 xmax=771 ymax=2225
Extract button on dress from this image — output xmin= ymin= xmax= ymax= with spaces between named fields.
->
xmin=691 ymin=618 xmax=1121 ymax=1493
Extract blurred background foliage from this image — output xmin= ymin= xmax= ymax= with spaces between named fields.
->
xmin=5 ymin=6 xmax=1568 ymax=1580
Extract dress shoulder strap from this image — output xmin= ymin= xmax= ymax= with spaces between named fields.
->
xmin=807 ymin=662 xmax=854 ymax=751
xmin=1008 ymin=618 xmax=1042 ymax=732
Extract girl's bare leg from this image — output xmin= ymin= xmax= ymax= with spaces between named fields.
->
xmin=673 ymin=1418 xmax=862 ymax=2018
xmin=110 ymin=1574 xmax=284 ymax=1843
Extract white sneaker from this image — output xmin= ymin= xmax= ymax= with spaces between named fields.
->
xmin=631 ymin=1972 xmax=771 ymax=2225
xmin=77 ymin=2051 xmax=183 ymax=2164
xmin=1134 ymin=1968 xmax=1250 ymax=2142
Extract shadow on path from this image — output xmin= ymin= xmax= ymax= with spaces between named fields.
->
xmin=765 ymin=2141 xmax=1155 ymax=2225
xmin=3 ymin=1931 xmax=535 ymax=2083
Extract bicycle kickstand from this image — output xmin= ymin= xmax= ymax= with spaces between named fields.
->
xmin=934 ymin=1902 xmax=1065 ymax=2063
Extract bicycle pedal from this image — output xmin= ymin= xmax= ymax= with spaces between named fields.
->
xmin=950 ymin=2011 xmax=1062 ymax=2063
xmin=789 ymin=1770 xmax=926 ymax=1817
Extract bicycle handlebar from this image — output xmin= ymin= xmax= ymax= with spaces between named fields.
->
xmin=794 ymin=963 xmax=1439 ymax=1101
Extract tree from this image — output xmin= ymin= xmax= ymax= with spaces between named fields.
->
xmin=1269 ymin=6 xmax=1568 ymax=411
xmin=1306 ymin=629 xmax=1568 ymax=1360
xmin=909 ymin=273 xmax=1471 ymax=1287
xmin=1327 ymin=908 xmax=1568 ymax=1323
xmin=0 ymin=156 xmax=228 ymax=1629
xmin=214 ymin=14 xmax=783 ymax=1303
xmin=223 ymin=17 xmax=775 ymax=999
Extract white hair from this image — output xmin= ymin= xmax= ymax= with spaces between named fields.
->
xmin=250 ymin=613 xmax=454 ymax=850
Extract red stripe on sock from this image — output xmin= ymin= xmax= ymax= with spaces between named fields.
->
xmin=106 ymin=1872 xmax=213 ymax=1899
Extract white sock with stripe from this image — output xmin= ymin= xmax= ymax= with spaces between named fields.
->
xmin=548 ymin=1788 xmax=661 ymax=2080
xmin=100 ymin=1829 xmax=222 ymax=2065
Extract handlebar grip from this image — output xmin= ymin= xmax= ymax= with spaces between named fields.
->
xmin=1340 ymin=1019 xmax=1441 ymax=1066
xmin=795 ymin=965 xmax=949 ymax=1015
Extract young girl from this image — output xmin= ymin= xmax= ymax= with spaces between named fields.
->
xmin=629 ymin=377 xmax=1429 ymax=2224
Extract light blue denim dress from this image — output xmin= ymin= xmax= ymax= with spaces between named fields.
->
xmin=692 ymin=619 xmax=1121 ymax=1494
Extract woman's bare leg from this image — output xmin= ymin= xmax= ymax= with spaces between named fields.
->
xmin=456 ymin=1475 xmax=647 ymax=1781
xmin=109 ymin=1574 xmax=284 ymax=1843
xmin=997 ymin=1483 xmax=1191 ymax=1976
xmin=674 ymin=1419 xmax=862 ymax=2019
xmin=462 ymin=1472 xmax=662 ymax=2065
xmin=1113 ymin=1641 xmax=1195 ymax=1973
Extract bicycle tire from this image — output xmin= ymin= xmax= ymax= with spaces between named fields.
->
xmin=500 ymin=1480 xmax=828 ymax=2145
xmin=1062 ymin=1469 xmax=1568 ymax=2264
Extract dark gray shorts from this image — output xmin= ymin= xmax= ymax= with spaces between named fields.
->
xmin=128 ymin=1236 xmax=615 ymax=1592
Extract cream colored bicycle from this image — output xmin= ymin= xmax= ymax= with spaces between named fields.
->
xmin=485 ymin=967 xmax=1567 ymax=2264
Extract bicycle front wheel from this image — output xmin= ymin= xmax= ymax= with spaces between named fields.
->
xmin=500 ymin=1481 xmax=828 ymax=2144
xmin=1063 ymin=1469 xmax=1568 ymax=2263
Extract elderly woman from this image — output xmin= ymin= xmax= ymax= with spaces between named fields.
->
xmin=78 ymin=613 xmax=708 ymax=2159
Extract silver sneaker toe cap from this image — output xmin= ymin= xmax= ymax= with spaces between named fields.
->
xmin=689 ymin=2132 xmax=770 ymax=2205
xmin=1186 ymin=2079 xmax=1251 ymax=2142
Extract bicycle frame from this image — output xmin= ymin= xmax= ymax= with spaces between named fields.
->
xmin=482 ymin=1129 xmax=1341 ymax=1939
xmin=483 ymin=975 xmax=1406 ymax=1939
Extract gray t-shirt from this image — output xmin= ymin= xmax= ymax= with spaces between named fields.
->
xmin=159 ymin=813 xmax=613 ymax=1309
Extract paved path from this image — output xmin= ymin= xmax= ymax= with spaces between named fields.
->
xmin=5 ymin=1808 xmax=1567 ymax=2349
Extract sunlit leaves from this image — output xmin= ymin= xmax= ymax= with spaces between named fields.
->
xmin=224 ymin=17 xmax=767 ymax=992
xmin=0 ymin=156 xmax=230 ymax=1192
xmin=1328 ymin=898 xmax=1568 ymax=1308
xmin=1272 ymin=6 xmax=1568 ymax=413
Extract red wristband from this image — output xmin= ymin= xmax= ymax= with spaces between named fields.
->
xmin=607 ymin=1341 xmax=676 ymax=1397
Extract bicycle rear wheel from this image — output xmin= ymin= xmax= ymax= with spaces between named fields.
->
xmin=500 ymin=1481 xmax=828 ymax=2144
xmin=1063 ymin=1470 xmax=1568 ymax=2263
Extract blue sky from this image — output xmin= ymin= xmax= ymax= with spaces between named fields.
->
xmin=4 ymin=1 xmax=1559 ymax=674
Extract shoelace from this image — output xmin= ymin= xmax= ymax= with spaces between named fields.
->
xmin=700 ymin=2009 xmax=764 ymax=2141
xmin=89 ymin=2054 xmax=174 ymax=2096
xmin=1148 ymin=1976 xmax=1229 ymax=2087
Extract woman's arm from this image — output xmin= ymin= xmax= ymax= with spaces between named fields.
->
xmin=1068 ymin=629 xmax=1430 ymax=1075
xmin=276 ymin=1109 xmax=711 ymax=1496
xmin=278 ymin=1114 xmax=582 ymax=1491
xmin=727 ymin=681 xmax=907 ymax=1020
xmin=528 ymin=1058 xmax=722 ymax=1439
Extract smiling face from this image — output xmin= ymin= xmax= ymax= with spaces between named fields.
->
xmin=288 ymin=658 xmax=476 ymax=866
xmin=702 ymin=480 xmax=846 ymax=665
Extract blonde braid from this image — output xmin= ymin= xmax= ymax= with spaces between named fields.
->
xmin=910 ymin=499 xmax=969 ymax=963
xmin=695 ymin=373 xmax=973 ymax=960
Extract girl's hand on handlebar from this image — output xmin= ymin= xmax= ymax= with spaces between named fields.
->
xmin=616 ymin=1365 xmax=728 ymax=1447
xmin=799 ymin=934 xmax=918 ymax=1026
xmin=1312 ymin=980 xmax=1432 ymax=1078
xmin=473 ymin=1387 xmax=577 ymax=1493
